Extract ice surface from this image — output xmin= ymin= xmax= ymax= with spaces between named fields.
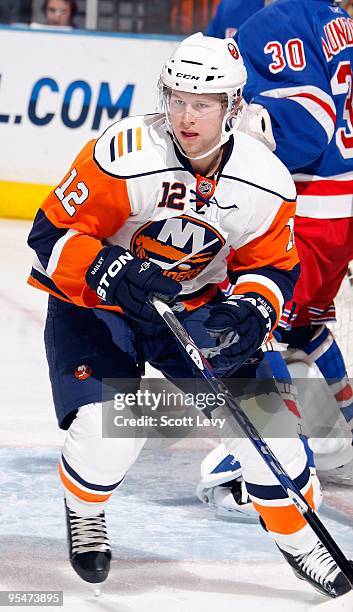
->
xmin=0 ymin=220 xmax=352 ymax=611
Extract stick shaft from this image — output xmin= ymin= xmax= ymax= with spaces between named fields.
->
xmin=152 ymin=297 xmax=353 ymax=584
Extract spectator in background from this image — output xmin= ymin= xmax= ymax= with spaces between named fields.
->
xmin=43 ymin=0 xmax=77 ymax=27
xmin=206 ymin=0 xmax=265 ymax=38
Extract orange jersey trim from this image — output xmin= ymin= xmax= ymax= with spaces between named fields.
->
xmin=232 ymin=281 xmax=282 ymax=327
xmin=28 ymin=273 xmax=124 ymax=313
xmin=228 ymin=201 xmax=299 ymax=272
xmin=36 ymin=140 xmax=132 ymax=307
xmin=50 ymin=234 xmax=103 ymax=307
xmin=27 ymin=275 xmax=72 ymax=304
xmin=182 ymin=284 xmax=218 ymax=311
xmin=118 ymin=131 xmax=124 ymax=157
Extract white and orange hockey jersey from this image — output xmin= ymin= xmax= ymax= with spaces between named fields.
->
xmin=28 ymin=113 xmax=299 ymax=326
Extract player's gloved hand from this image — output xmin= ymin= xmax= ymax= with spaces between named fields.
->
xmin=86 ymin=245 xmax=181 ymax=324
xmin=202 ymin=293 xmax=276 ymax=375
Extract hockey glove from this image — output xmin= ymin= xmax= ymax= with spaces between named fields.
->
xmin=203 ymin=293 xmax=276 ymax=375
xmin=86 ymin=245 xmax=181 ymax=324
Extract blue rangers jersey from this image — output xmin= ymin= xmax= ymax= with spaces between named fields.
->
xmin=206 ymin=0 xmax=264 ymax=39
xmin=237 ymin=0 xmax=353 ymax=218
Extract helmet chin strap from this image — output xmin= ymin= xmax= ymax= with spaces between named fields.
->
xmin=168 ymin=109 xmax=242 ymax=161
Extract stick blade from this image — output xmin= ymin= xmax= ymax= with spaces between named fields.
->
xmin=310 ymin=590 xmax=353 ymax=611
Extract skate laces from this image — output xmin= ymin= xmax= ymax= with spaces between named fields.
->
xmin=68 ymin=509 xmax=110 ymax=555
xmin=297 ymin=542 xmax=340 ymax=586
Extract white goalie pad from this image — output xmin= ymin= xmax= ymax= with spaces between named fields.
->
xmin=286 ymin=357 xmax=353 ymax=475
xmin=198 ymin=442 xmax=243 ymax=489
xmin=196 ymin=442 xmax=257 ymax=518
xmin=196 ymin=478 xmax=258 ymax=521
xmin=196 ymin=431 xmax=324 ymax=517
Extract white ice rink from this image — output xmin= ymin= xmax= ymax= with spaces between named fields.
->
xmin=1 ymin=219 xmax=353 ymax=611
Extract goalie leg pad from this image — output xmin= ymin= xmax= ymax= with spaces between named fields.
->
xmin=196 ymin=443 xmax=256 ymax=518
xmin=197 ymin=440 xmax=322 ymax=519
xmin=289 ymin=325 xmax=353 ymax=432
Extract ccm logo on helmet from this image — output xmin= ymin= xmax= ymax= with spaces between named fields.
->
xmin=176 ymin=73 xmax=200 ymax=80
xmin=97 ymin=251 xmax=133 ymax=300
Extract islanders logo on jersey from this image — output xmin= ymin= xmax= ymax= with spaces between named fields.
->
xmin=130 ymin=215 xmax=226 ymax=282
xmin=227 ymin=42 xmax=239 ymax=60
xmin=74 ymin=364 xmax=92 ymax=380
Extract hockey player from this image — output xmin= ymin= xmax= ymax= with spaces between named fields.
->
xmin=206 ymin=0 xmax=265 ymax=39
xmin=27 ymin=33 xmax=352 ymax=597
xmin=207 ymin=0 xmax=353 ymax=40
xmin=199 ymin=0 xmax=353 ymax=510
xmin=237 ymin=0 xmax=353 ymax=481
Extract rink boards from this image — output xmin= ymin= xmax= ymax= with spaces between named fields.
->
xmin=0 ymin=26 xmax=179 ymax=219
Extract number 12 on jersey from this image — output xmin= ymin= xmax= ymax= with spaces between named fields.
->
xmin=54 ymin=168 xmax=89 ymax=217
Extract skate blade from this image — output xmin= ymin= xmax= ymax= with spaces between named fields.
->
xmin=309 ymin=590 xmax=353 ymax=610
xmin=93 ymin=585 xmax=101 ymax=597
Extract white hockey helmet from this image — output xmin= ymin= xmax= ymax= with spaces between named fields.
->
xmin=158 ymin=32 xmax=247 ymax=160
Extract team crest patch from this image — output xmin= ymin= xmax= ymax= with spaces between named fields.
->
xmin=130 ymin=215 xmax=225 ymax=282
xmin=196 ymin=176 xmax=216 ymax=198
xmin=228 ymin=42 xmax=240 ymax=60
xmin=74 ymin=364 xmax=92 ymax=380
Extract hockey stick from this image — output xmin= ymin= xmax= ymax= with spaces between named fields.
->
xmin=152 ymin=296 xmax=353 ymax=586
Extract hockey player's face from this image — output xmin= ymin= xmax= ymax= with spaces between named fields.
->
xmin=169 ymin=91 xmax=225 ymax=158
